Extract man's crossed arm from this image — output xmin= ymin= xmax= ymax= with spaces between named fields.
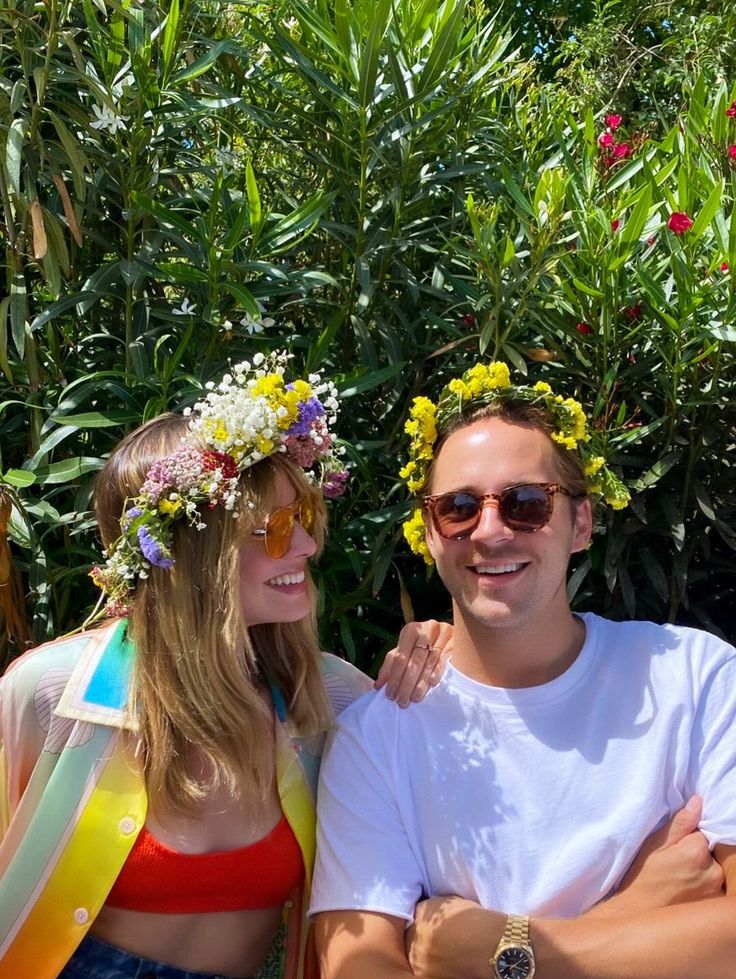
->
xmin=314 ymin=799 xmax=732 ymax=979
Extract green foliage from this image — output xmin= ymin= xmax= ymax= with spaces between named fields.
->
xmin=1 ymin=0 xmax=734 ymax=670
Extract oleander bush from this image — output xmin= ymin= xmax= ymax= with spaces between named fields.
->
xmin=1 ymin=0 xmax=734 ymax=669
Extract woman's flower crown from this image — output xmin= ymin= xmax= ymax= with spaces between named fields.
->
xmin=399 ymin=361 xmax=631 ymax=564
xmin=92 ymin=352 xmax=347 ymax=613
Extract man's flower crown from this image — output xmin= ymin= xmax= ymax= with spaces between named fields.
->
xmin=399 ymin=361 xmax=631 ymax=564
xmin=92 ymin=351 xmax=347 ymax=613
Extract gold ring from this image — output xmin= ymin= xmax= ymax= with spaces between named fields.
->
xmin=413 ymin=641 xmax=431 ymax=650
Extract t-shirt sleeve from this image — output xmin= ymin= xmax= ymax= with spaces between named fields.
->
xmin=309 ymin=702 xmax=425 ymax=921
xmin=688 ymin=645 xmax=736 ymax=846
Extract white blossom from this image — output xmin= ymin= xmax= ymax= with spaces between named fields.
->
xmin=172 ymin=297 xmax=197 ymax=316
xmin=90 ymin=103 xmax=129 ymax=134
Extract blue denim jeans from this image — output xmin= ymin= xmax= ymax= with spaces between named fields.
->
xmin=58 ymin=934 xmax=253 ymax=979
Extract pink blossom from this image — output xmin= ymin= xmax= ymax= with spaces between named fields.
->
xmin=667 ymin=211 xmax=694 ymax=235
xmin=729 ymin=145 xmax=736 ymax=160
xmin=726 ymin=101 xmax=736 ymax=118
xmin=624 ymin=304 xmax=642 ymax=321
xmin=611 ymin=218 xmax=621 ymax=232
xmin=613 ymin=143 xmax=632 ymax=159
xmin=598 ymin=132 xmax=614 ymax=148
xmin=575 ymin=322 xmax=593 ymax=336
xmin=605 ymin=114 xmax=623 ymax=131
xmin=721 ymin=261 xmax=730 ymax=272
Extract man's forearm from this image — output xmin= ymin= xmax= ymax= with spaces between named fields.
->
xmin=409 ymin=896 xmax=736 ymax=979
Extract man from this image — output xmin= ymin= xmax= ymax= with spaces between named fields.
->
xmin=309 ymin=362 xmax=736 ymax=979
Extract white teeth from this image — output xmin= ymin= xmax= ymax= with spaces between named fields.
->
xmin=476 ymin=563 xmax=524 ymax=575
xmin=267 ymin=571 xmax=306 ymax=587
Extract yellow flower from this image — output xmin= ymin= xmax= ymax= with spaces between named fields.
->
xmin=448 ymin=378 xmax=468 ymax=397
xmin=257 ymin=435 xmax=275 ymax=455
xmin=584 ymin=456 xmax=605 ymax=477
xmin=159 ymin=499 xmax=182 ymax=516
xmin=402 ymin=509 xmax=434 ymax=565
xmin=485 ymin=361 xmax=511 ymax=389
xmin=551 ymin=432 xmax=578 ymax=450
xmin=533 ymin=381 xmax=552 ymax=394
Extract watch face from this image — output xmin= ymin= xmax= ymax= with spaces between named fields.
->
xmin=496 ymin=946 xmax=533 ymax=979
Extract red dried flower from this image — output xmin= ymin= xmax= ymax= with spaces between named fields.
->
xmin=726 ymin=101 xmax=736 ymax=118
xmin=462 ymin=313 xmax=477 ymax=327
xmin=667 ymin=211 xmax=694 ymax=235
xmin=575 ymin=322 xmax=593 ymax=335
xmin=605 ymin=114 xmax=623 ymax=131
xmin=646 ymin=236 xmax=657 ymax=247
xmin=611 ymin=218 xmax=621 ymax=232
xmin=624 ymin=304 xmax=642 ymax=321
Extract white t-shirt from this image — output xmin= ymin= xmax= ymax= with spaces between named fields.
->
xmin=310 ymin=613 xmax=736 ymax=921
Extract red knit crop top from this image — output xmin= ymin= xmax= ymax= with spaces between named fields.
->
xmin=105 ymin=815 xmax=304 ymax=914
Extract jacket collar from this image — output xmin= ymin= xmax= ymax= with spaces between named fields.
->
xmin=55 ymin=618 xmax=137 ymax=730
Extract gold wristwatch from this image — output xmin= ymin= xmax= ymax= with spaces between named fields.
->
xmin=490 ymin=914 xmax=536 ymax=979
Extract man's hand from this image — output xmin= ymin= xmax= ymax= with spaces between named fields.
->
xmin=605 ymin=795 xmax=725 ymax=915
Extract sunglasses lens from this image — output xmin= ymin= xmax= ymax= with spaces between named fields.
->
xmin=298 ymin=500 xmax=314 ymax=533
xmin=500 ymin=485 xmax=552 ymax=531
xmin=264 ymin=507 xmax=295 ymax=559
xmin=432 ymin=493 xmax=482 ymax=538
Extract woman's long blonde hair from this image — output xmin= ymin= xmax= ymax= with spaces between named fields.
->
xmin=95 ymin=414 xmax=332 ymax=813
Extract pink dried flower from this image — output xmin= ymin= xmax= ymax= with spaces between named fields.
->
xmin=667 ymin=211 xmax=694 ymax=235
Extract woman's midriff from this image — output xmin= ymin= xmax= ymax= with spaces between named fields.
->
xmin=90 ymin=904 xmax=283 ymax=977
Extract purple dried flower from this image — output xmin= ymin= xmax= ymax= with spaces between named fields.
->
xmin=137 ymin=526 xmax=175 ymax=569
xmin=286 ymin=397 xmax=325 ymax=437
xmin=323 ymin=469 xmax=349 ymax=499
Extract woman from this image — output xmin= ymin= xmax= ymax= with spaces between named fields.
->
xmin=0 ymin=352 xmax=448 ymax=979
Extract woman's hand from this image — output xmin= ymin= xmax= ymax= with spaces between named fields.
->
xmin=374 ymin=620 xmax=453 ymax=707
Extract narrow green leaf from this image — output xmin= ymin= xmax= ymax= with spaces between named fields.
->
xmin=172 ymin=40 xmax=239 ymax=84
xmin=30 ymin=291 xmax=97 ymax=331
xmin=2 ymin=469 xmax=36 ymax=488
xmin=689 ymin=179 xmax=723 ymax=241
xmin=338 ymin=362 xmax=406 ymax=397
xmin=0 ymin=296 xmax=13 ymax=382
xmin=10 ymin=273 xmax=27 ymax=357
xmin=418 ymin=0 xmax=465 ymax=95
xmin=358 ymin=0 xmax=391 ymax=107
xmin=33 ymin=457 xmax=104 ymax=485
xmin=245 ymin=159 xmax=262 ymax=238
xmin=48 ymin=410 xmax=141 ymax=428
xmin=6 ymin=118 xmax=25 ymax=195
xmin=161 ymin=0 xmax=180 ymax=86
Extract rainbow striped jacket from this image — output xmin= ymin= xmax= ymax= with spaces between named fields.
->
xmin=0 ymin=618 xmax=371 ymax=979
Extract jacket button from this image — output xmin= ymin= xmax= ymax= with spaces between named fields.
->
xmin=119 ymin=816 xmax=136 ymax=834
xmin=73 ymin=907 xmax=89 ymax=924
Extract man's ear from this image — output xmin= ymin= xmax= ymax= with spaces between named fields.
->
xmin=571 ymin=497 xmax=593 ymax=554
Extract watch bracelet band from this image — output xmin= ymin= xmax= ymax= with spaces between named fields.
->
xmin=503 ymin=913 xmax=530 ymax=946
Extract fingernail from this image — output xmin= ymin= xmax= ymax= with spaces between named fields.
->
xmin=386 ymin=689 xmax=396 ymax=701
xmin=685 ymin=794 xmax=701 ymax=811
